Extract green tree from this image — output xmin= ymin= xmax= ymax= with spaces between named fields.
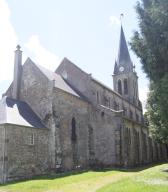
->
xmin=146 ymin=77 xmax=168 ymax=143
xmin=130 ymin=0 xmax=168 ymax=144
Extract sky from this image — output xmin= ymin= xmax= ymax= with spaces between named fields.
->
xmin=0 ymin=0 xmax=149 ymax=110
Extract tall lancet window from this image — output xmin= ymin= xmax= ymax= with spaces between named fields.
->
xmin=124 ymin=79 xmax=128 ymax=95
xmin=118 ymin=80 xmax=122 ymax=95
xmin=71 ymin=117 xmax=77 ymax=142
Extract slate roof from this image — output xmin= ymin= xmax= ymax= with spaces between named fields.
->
xmin=114 ymin=25 xmax=133 ymax=75
xmin=34 ymin=62 xmax=80 ymax=98
xmin=0 ymin=97 xmax=46 ymax=128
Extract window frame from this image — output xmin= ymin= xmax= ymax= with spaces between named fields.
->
xmin=118 ymin=79 xmax=122 ymax=95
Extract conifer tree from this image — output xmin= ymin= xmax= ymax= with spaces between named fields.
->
xmin=131 ymin=0 xmax=168 ymax=144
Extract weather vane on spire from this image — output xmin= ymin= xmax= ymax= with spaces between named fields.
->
xmin=120 ymin=13 xmax=124 ymax=24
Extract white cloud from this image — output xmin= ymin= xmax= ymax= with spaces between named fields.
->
xmin=0 ymin=0 xmax=60 ymax=96
xmin=0 ymin=0 xmax=18 ymax=81
xmin=25 ymin=35 xmax=61 ymax=71
xmin=109 ymin=16 xmax=120 ymax=28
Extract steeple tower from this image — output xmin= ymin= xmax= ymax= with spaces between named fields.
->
xmin=114 ymin=25 xmax=133 ymax=75
xmin=113 ymin=26 xmax=140 ymax=105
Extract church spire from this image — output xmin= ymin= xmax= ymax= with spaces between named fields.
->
xmin=113 ymin=25 xmax=133 ymax=75
xmin=113 ymin=25 xmax=140 ymax=103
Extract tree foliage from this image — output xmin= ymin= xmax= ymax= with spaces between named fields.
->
xmin=146 ymin=76 xmax=168 ymax=143
xmin=131 ymin=0 xmax=168 ymax=82
xmin=131 ymin=0 xmax=168 ymax=144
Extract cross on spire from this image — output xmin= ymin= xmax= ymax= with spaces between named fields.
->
xmin=16 ymin=45 xmax=21 ymax=51
xmin=120 ymin=13 xmax=124 ymax=24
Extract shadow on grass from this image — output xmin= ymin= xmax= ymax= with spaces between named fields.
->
xmin=0 ymin=170 xmax=89 ymax=187
xmin=1 ymin=161 xmax=167 ymax=187
xmin=91 ymin=161 xmax=168 ymax=173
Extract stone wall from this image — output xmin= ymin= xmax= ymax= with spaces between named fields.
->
xmin=4 ymin=124 xmax=49 ymax=182
xmin=88 ymin=105 xmax=122 ymax=167
xmin=52 ymin=88 xmax=124 ymax=169
xmin=56 ymin=60 xmax=143 ymax=125
xmin=56 ymin=58 xmax=92 ymax=99
xmin=90 ymin=79 xmax=143 ymax=124
xmin=113 ymin=72 xmax=139 ymax=105
xmin=120 ymin=118 xmax=168 ymax=167
xmin=0 ymin=125 xmax=5 ymax=183
xmin=20 ymin=59 xmax=53 ymax=120
xmin=1 ymin=56 xmax=167 ymax=183
xmin=52 ymin=88 xmax=89 ymax=170
xmin=19 ymin=59 xmax=56 ymax=168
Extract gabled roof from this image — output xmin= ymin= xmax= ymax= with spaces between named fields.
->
xmin=114 ymin=25 xmax=133 ymax=75
xmin=0 ymin=97 xmax=46 ymax=128
xmin=27 ymin=59 xmax=80 ymax=98
xmin=56 ymin=57 xmax=89 ymax=75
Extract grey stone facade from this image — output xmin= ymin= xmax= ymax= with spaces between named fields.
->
xmin=0 ymin=26 xmax=167 ymax=183
xmin=0 ymin=124 xmax=49 ymax=183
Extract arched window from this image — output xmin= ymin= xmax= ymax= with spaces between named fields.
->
xmin=71 ymin=117 xmax=77 ymax=142
xmin=123 ymin=106 xmax=127 ymax=116
xmin=114 ymin=101 xmax=117 ymax=110
xmin=136 ymin=114 xmax=139 ymax=122
xmin=124 ymin=79 xmax=128 ymax=95
xmin=128 ymin=129 xmax=131 ymax=144
xmin=96 ymin=91 xmax=99 ymax=104
xmin=130 ymin=110 xmax=133 ymax=119
xmin=118 ymin=80 xmax=122 ymax=95
xmin=114 ymin=101 xmax=119 ymax=110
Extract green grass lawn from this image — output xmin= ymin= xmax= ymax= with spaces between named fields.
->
xmin=0 ymin=163 xmax=168 ymax=192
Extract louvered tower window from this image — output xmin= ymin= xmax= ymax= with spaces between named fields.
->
xmin=118 ymin=79 xmax=122 ymax=95
xmin=124 ymin=79 xmax=128 ymax=95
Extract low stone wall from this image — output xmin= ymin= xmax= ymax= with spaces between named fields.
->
xmin=3 ymin=124 xmax=49 ymax=183
xmin=120 ymin=121 xmax=168 ymax=167
xmin=0 ymin=125 xmax=5 ymax=183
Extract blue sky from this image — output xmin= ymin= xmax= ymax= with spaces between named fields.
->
xmin=0 ymin=0 xmax=149 ymax=109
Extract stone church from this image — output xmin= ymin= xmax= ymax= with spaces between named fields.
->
xmin=0 ymin=26 xmax=167 ymax=183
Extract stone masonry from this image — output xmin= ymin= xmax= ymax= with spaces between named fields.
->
xmin=0 ymin=26 xmax=167 ymax=183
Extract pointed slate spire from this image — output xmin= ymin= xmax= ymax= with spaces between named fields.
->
xmin=113 ymin=25 xmax=133 ymax=75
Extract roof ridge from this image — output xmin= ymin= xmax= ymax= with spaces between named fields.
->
xmin=57 ymin=57 xmax=89 ymax=76
xmin=27 ymin=59 xmax=81 ymax=98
